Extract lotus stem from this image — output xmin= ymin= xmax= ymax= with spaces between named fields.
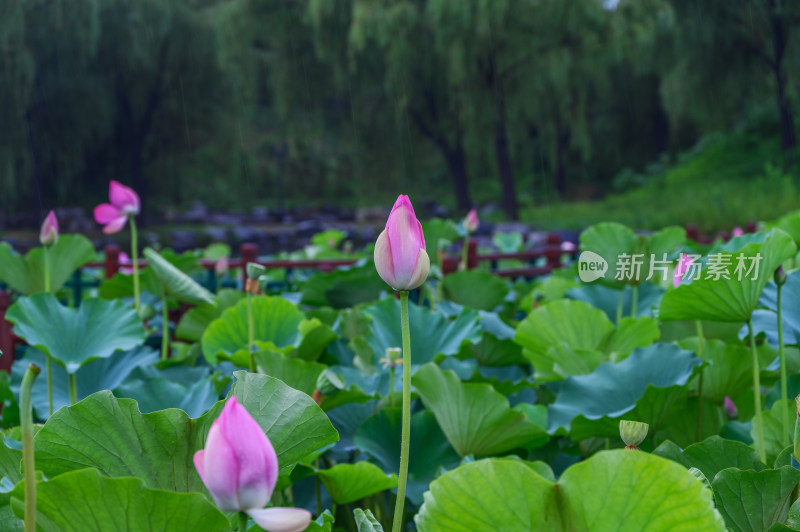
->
xmin=630 ymin=284 xmax=638 ymax=318
xmin=392 ymin=291 xmax=412 ymax=532
xmin=247 ymin=292 xmax=255 ymax=372
xmin=20 ymin=363 xmax=41 ymax=532
xmin=237 ymin=512 xmax=247 ymax=532
xmin=695 ymin=320 xmax=704 ymax=442
xmin=129 ymin=217 xmax=140 ymax=313
xmin=748 ymin=319 xmax=766 ymax=463
xmin=68 ymin=372 xmax=77 ymax=405
xmin=460 ymin=235 xmax=470 ymax=270
xmin=43 ymin=247 xmax=53 ymax=416
xmin=161 ymin=287 xmax=169 ymax=361
xmin=778 ymin=282 xmax=789 ymax=445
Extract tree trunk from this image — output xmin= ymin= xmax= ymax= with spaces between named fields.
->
xmin=446 ymin=140 xmax=472 ymax=211
xmin=492 ymin=104 xmax=518 ymax=220
xmin=554 ymin=129 xmax=570 ymax=196
xmin=770 ymin=0 xmax=796 ymax=154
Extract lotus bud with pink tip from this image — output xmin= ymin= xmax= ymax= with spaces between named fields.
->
xmin=93 ymin=180 xmax=140 ymax=234
xmin=39 ymin=211 xmax=59 ymax=247
xmin=215 ymin=256 xmax=229 ymax=277
xmin=464 ymin=209 xmax=479 ymax=233
xmin=724 ymin=396 xmax=738 ymax=420
xmin=193 ymin=397 xmax=311 ymax=532
xmin=673 ymin=253 xmax=695 ymax=288
xmin=374 ymin=195 xmax=429 ymax=291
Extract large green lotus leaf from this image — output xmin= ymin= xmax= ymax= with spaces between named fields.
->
xmin=514 ymin=299 xmax=615 ymax=381
xmin=548 ymin=343 xmax=702 ymax=435
xmin=11 ymin=346 xmax=158 ymax=418
xmin=412 ymin=363 xmax=547 ymax=457
xmin=749 ymin=272 xmax=800 ymax=348
xmin=660 ymin=229 xmax=797 ymax=322
xmin=6 ymin=293 xmax=146 ymax=373
xmin=317 ymin=462 xmax=397 ymax=505
xmin=0 ymin=235 xmax=95 ymax=295
xmin=656 ymin=396 xmax=726 ymax=448
xmin=98 ymin=249 xmax=200 ymax=300
xmin=33 ymin=372 xmax=338 ymax=490
xmin=567 ymin=283 xmax=665 ymax=320
xmin=354 ymin=509 xmax=383 ymax=532
xmin=253 ymin=350 xmax=326 ymax=396
xmin=363 ymin=298 xmax=481 ymax=366
xmin=415 ymin=452 xmax=725 ymax=531
xmin=295 ymin=319 xmax=338 ymax=361
xmin=422 ymin=218 xmax=461 ymax=268
xmin=441 ymin=270 xmax=509 ymax=311
xmin=143 ymin=247 xmax=215 ymax=306
xmin=114 ymin=377 xmax=218 ymax=418
xmin=175 ymin=289 xmax=243 ymax=342
xmin=679 ymin=338 xmax=752 ymax=403
xmin=301 ymin=264 xmax=386 ymax=308
xmin=772 ymin=210 xmax=800 ymax=247
xmin=202 ymin=296 xmax=305 ymax=364
xmin=712 ymin=466 xmax=800 ymax=532
xmin=654 ymin=436 xmax=766 ymax=481
xmin=604 ymin=316 xmax=660 ymax=358
xmin=754 ymin=399 xmax=795 ymax=465
xmin=9 ymin=469 xmax=229 ymax=532
xmin=0 ymin=439 xmax=22 ymax=532
xmin=579 ymin=222 xmax=638 ymax=284
xmin=353 ymin=408 xmax=460 ymax=505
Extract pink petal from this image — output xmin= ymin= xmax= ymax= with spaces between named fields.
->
xmin=373 ymin=229 xmax=397 ymax=289
xmin=94 ymin=203 xmax=122 ymax=225
xmin=193 ymin=450 xmax=206 ymax=482
xmin=102 ymin=216 xmax=129 ymax=234
xmin=202 ymin=420 xmax=241 ymax=511
xmin=466 ymin=209 xmax=478 ymax=232
xmin=386 ymin=195 xmax=426 ymax=288
xmin=109 ymin=180 xmax=140 ymax=215
xmin=221 ymin=397 xmax=277 ymax=510
xmin=246 ymin=508 xmax=312 ymax=532
xmin=405 ymin=248 xmax=430 ymax=291
xmin=40 ymin=211 xmax=59 ymax=246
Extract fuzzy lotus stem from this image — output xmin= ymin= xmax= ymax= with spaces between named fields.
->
xmin=68 ymin=373 xmax=77 ymax=405
xmin=392 ymin=291 xmax=412 ymax=532
xmin=247 ymin=292 xmax=255 ymax=372
xmin=129 ymin=217 xmax=141 ymax=313
xmin=237 ymin=512 xmax=247 ymax=532
xmin=793 ymin=395 xmax=800 ymax=463
xmin=778 ymin=281 xmax=789 ymax=444
xmin=630 ymin=284 xmax=638 ymax=318
xmin=695 ymin=320 xmax=704 ymax=442
xmin=160 ymin=287 xmax=170 ymax=361
xmin=43 ymin=247 xmax=54 ymax=416
xmin=616 ymin=290 xmax=624 ymax=326
xmin=748 ymin=319 xmax=766 ymax=463
xmin=20 ymin=363 xmax=41 ymax=532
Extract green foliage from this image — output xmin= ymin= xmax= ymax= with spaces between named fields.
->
xmin=0 ymin=236 xmax=95 ymax=295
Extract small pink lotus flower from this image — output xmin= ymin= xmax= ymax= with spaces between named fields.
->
xmin=724 ymin=396 xmax=738 ymax=420
xmin=464 ymin=209 xmax=479 ymax=233
xmin=194 ymin=397 xmax=311 ymax=532
xmin=561 ymin=241 xmax=577 ymax=252
xmin=39 ymin=211 xmax=59 ymax=246
xmin=374 ymin=195 xmax=430 ymax=291
xmin=117 ymin=252 xmax=134 ymax=275
xmin=732 ymin=226 xmax=744 ymax=237
xmin=215 ymin=256 xmax=229 ymax=276
xmin=673 ymin=253 xmax=695 ymax=288
xmin=93 ymin=180 xmax=140 ymax=234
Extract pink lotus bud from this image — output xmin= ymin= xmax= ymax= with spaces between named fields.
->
xmin=215 ymin=256 xmax=229 ymax=276
xmin=561 ymin=241 xmax=577 ymax=252
xmin=732 ymin=226 xmax=744 ymax=237
xmin=374 ymin=195 xmax=430 ymax=291
xmin=193 ymin=397 xmax=310 ymax=531
xmin=39 ymin=211 xmax=59 ymax=247
xmin=93 ymin=180 xmax=140 ymax=234
xmin=673 ymin=253 xmax=695 ymax=288
xmin=464 ymin=209 xmax=479 ymax=233
xmin=724 ymin=396 xmax=738 ymax=420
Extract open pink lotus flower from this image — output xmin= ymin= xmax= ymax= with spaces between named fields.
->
xmin=39 ymin=211 xmax=59 ymax=246
xmin=673 ymin=253 xmax=695 ymax=288
xmin=194 ymin=397 xmax=311 ymax=532
xmin=464 ymin=209 xmax=479 ymax=233
xmin=93 ymin=180 xmax=140 ymax=234
xmin=374 ymin=195 xmax=430 ymax=291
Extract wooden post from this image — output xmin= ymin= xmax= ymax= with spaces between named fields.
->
xmin=0 ymin=291 xmax=14 ymax=372
xmin=466 ymin=240 xmax=478 ymax=270
xmin=685 ymin=224 xmax=699 ymax=243
xmin=105 ymin=245 xmax=120 ymax=279
xmin=545 ymin=233 xmax=562 ymax=272
xmin=241 ymin=243 xmax=259 ymax=278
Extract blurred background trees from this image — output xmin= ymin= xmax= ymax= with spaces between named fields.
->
xmin=1 ymin=0 xmax=799 ymax=223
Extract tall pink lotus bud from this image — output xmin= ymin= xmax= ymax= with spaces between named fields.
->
xmin=464 ymin=209 xmax=479 ymax=233
xmin=39 ymin=211 xmax=59 ymax=247
xmin=93 ymin=180 xmax=140 ymax=234
xmin=215 ymin=256 xmax=229 ymax=276
xmin=673 ymin=253 xmax=695 ymax=288
xmin=193 ymin=397 xmax=311 ymax=531
xmin=724 ymin=396 xmax=738 ymax=420
xmin=374 ymin=195 xmax=429 ymax=291
xmin=732 ymin=226 xmax=744 ymax=237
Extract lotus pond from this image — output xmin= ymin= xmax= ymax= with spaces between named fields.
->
xmin=5 ymin=190 xmax=800 ymax=531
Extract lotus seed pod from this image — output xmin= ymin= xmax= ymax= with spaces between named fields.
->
xmin=316 ymin=369 xmax=345 ymax=396
xmin=386 ymin=347 xmax=402 ymax=365
xmin=138 ymin=304 xmax=156 ymax=321
xmin=619 ymin=420 xmax=649 ymax=449
xmin=775 ymin=266 xmax=787 ymax=286
xmin=246 ymin=262 xmax=266 ymax=280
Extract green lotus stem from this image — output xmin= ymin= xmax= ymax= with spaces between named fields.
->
xmin=778 ymin=282 xmax=789 ymax=445
xmin=160 ymin=288 xmax=169 ymax=361
xmin=68 ymin=373 xmax=77 ymax=405
xmin=237 ymin=512 xmax=247 ymax=532
xmin=392 ymin=291 xmax=412 ymax=532
xmin=616 ymin=290 xmax=624 ymax=326
xmin=695 ymin=320 xmax=704 ymax=442
xmin=43 ymin=247 xmax=53 ymax=417
xmin=20 ymin=363 xmax=41 ymax=532
xmin=315 ymin=457 xmax=322 ymax=516
xmin=247 ymin=292 xmax=255 ymax=372
xmin=630 ymin=284 xmax=638 ymax=318
xmin=390 ymin=364 xmax=395 ymax=409
xmin=129 ymin=216 xmax=141 ymax=313
xmin=793 ymin=399 xmax=800 ymax=462
xmin=461 ymin=235 xmax=470 ymax=270
xmin=748 ymin=319 xmax=766 ymax=463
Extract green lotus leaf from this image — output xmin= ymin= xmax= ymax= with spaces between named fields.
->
xmin=143 ymin=247 xmax=215 ymax=305
xmin=712 ymin=466 xmax=800 ymax=532
xmin=317 ymin=462 xmax=397 ymax=505
xmin=441 ymin=269 xmax=509 ymax=311
xmin=0 ymin=235 xmax=95 ymax=295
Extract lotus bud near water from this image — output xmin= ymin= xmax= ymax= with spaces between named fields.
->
xmin=464 ymin=209 xmax=479 ymax=233
xmin=620 ymin=420 xmax=649 ymax=449
xmin=39 ymin=211 xmax=59 ymax=247
xmin=374 ymin=195 xmax=429 ymax=291
xmin=194 ymin=397 xmax=311 ymax=532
